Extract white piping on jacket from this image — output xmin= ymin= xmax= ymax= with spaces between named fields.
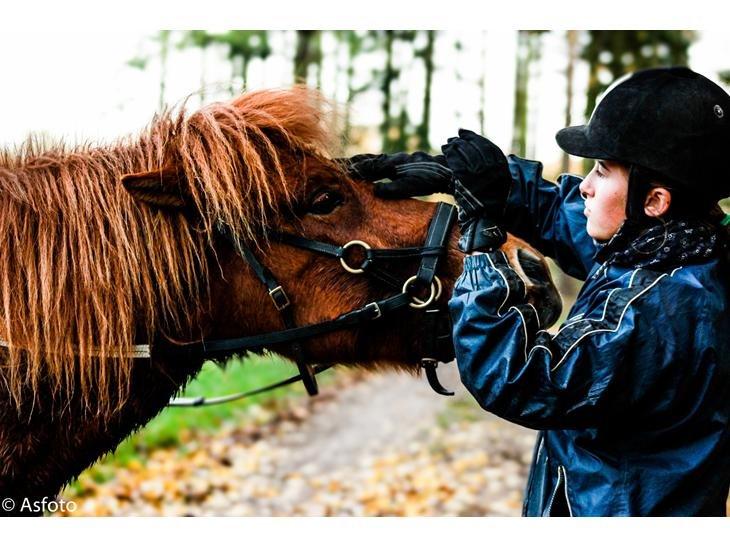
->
xmin=547 ymin=272 xmax=669 ymax=372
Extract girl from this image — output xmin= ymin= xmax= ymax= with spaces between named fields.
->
xmin=350 ymin=67 xmax=730 ymax=516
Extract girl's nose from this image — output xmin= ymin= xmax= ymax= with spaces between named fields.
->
xmin=579 ymin=178 xmax=591 ymax=200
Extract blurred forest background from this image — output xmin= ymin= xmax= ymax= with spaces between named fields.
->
xmin=125 ymin=30 xmax=728 ymax=175
xmin=4 ymin=30 xmax=726 ymax=176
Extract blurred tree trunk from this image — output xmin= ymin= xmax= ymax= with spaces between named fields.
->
xmin=344 ymin=32 xmax=366 ymax=142
xmin=179 ymin=31 xmax=214 ymax=103
xmin=157 ymin=30 xmax=171 ymax=110
xmin=561 ymin=30 xmax=578 ymax=174
xmin=229 ymin=55 xmax=247 ymax=94
xmin=511 ymin=31 xmax=529 ymax=156
xmin=294 ymin=30 xmax=320 ymax=84
xmin=526 ymin=33 xmax=544 ymax=159
xmin=241 ymin=55 xmax=249 ymax=90
xmin=200 ymin=46 xmax=208 ymax=103
xmin=344 ymin=34 xmax=357 ymax=139
xmin=179 ymin=31 xmax=271 ymax=98
xmin=394 ymin=105 xmax=410 ymax=151
xmin=478 ymin=31 xmax=488 ymax=135
xmin=229 ymin=61 xmax=237 ymax=95
xmin=415 ymin=30 xmax=436 ymax=150
xmin=512 ymin=31 xmax=545 ymax=157
xmin=315 ymin=32 xmax=323 ymax=90
xmin=332 ymin=30 xmax=371 ymax=145
xmin=380 ymin=30 xmax=396 ymax=151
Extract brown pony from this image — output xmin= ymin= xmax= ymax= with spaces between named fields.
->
xmin=0 ymin=86 xmax=561 ymax=513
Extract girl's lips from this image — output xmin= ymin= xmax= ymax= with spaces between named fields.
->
xmin=584 ymin=208 xmax=590 ymax=217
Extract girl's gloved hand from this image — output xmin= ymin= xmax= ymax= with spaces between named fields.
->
xmin=441 ymin=129 xmax=512 ymax=252
xmin=346 ymin=151 xmax=454 ymax=199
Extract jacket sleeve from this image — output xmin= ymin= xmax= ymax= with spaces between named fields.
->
xmin=503 ymin=155 xmax=596 ymax=280
xmin=448 ymin=252 xmax=671 ymax=431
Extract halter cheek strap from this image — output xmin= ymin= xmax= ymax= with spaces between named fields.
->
xmin=165 ymin=201 xmax=458 ymax=406
xmin=216 ymin=225 xmax=317 ymax=395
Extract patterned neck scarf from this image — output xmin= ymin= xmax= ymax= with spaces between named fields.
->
xmin=594 ymin=216 xmax=727 ymax=271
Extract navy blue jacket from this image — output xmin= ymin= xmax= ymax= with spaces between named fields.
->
xmin=448 ymin=156 xmax=730 ymax=516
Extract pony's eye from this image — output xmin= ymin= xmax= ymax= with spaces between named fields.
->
xmin=309 ymin=189 xmax=343 ymax=215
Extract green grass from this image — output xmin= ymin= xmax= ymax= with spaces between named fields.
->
xmin=97 ymin=353 xmax=332 ymax=465
xmin=435 ymin=395 xmax=484 ymax=429
xmin=62 ymin=354 xmax=335 ymax=497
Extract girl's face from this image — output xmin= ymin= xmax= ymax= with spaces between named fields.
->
xmin=579 ymin=160 xmax=629 ymax=241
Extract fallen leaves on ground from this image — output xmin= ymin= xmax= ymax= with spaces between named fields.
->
xmin=56 ymin=369 xmax=534 ymax=517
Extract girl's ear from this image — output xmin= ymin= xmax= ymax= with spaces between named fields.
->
xmin=121 ymin=165 xmax=189 ymax=209
xmin=644 ymin=187 xmax=672 ymax=218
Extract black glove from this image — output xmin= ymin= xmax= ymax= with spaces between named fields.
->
xmin=347 ymin=152 xmax=453 ymax=199
xmin=441 ymin=129 xmax=512 ymax=253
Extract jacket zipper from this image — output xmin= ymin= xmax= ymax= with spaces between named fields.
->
xmin=544 ymin=465 xmax=573 ymax=517
xmin=592 ymin=261 xmax=608 ymax=280
xmin=522 ymin=433 xmax=545 ymax=516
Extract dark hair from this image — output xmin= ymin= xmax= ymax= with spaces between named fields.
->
xmin=620 ymin=162 xmax=729 ymax=267
xmin=630 ymin=164 xmax=717 ymax=220
xmin=645 ymin=177 xmax=730 ymax=269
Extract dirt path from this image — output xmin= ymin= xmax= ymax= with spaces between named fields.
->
xmin=60 ymin=365 xmax=537 ymax=516
xmin=267 ymin=365 xmax=478 ymax=473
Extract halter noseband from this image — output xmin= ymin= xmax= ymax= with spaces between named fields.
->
xmin=165 ymin=201 xmax=458 ymax=406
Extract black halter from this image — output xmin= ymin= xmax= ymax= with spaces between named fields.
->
xmin=164 ymin=202 xmax=457 ymax=406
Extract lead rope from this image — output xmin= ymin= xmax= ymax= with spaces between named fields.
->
xmin=168 ymin=364 xmax=333 ymax=407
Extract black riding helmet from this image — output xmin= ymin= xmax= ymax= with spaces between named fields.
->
xmin=556 ymin=67 xmax=730 ymax=222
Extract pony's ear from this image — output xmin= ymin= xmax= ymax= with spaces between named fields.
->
xmin=121 ymin=165 xmax=189 ymax=209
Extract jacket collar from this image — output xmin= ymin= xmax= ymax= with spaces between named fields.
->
xmin=593 ymin=217 xmax=724 ymax=271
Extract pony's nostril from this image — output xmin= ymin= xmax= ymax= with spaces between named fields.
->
xmin=515 ymin=248 xmax=563 ymax=328
xmin=537 ymin=286 xmax=563 ymax=328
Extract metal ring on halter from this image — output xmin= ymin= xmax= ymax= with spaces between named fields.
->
xmin=340 ymin=240 xmax=371 ymax=274
xmin=403 ymin=275 xmax=441 ymax=309
xmin=432 ymin=275 xmax=443 ymax=301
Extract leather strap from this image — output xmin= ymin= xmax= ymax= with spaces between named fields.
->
xmin=164 ymin=202 xmax=457 ymax=405
xmin=415 ymin=203 xmax=457 ymax=289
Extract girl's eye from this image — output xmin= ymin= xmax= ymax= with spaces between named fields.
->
xmin=309 ymin=190 xmax=344 ymax=215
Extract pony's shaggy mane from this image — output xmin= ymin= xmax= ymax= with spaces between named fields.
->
xmin=0 ymin=86 xmax=335 ymax=416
